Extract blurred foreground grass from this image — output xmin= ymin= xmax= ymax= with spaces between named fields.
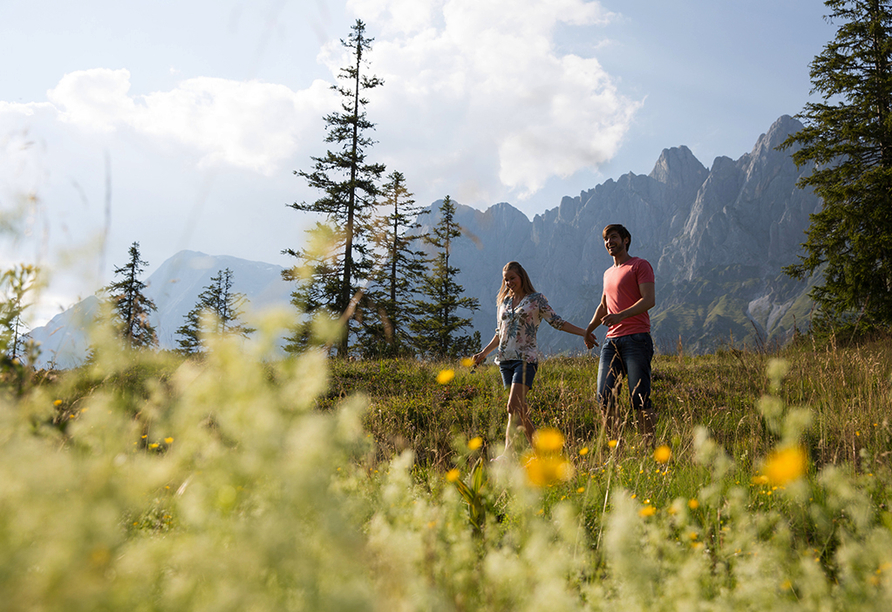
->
xmin=2 ymin=328 xmax=891 ymax=611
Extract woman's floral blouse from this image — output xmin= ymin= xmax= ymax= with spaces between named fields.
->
xmin=495 ymin=292 xmax=565 ymax=364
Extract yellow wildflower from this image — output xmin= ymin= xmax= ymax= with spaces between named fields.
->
xmin=53 ymin=399 xmax=63 ymax=407
xmin=639 ymin=506 xmax=656 ymax=517
xmin=436 ymin=369 xmax=455 ymax=384
xmin=467 ymin=437 xmax=483 ymax=451
xmin=523 ymin=452 xmax=575 ymax=487
xmin=533 ymin=428 xmax=565 ymax=453
xmin=764 ymin=446 xmax=807 ymax=486
xmin=149 ymin=443 xmax=159 ymax=449
xmin=460 ymin=357 xmax=475 ymax=368
xmin=688 ymin=499 xmax=700 ymax=510
xmin=164 ymin=437 xmax=174 ymax=444
xmin=446 ymin=468 xmax=460 ymax=482
xmin=579 ymin=447 xmax=589 ymax=455
xmin=608 ymin=439 xmax=618 ymax=448
xmin=653 ymin=445 xmax=672 ymax=464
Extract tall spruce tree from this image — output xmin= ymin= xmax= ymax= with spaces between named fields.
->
xmin=176 ymin=268 xmax=254 ymax=355
xmin=359 ymin=171 xmax=428 ymax=357
xmin=781 ymin=0 xmax=892 ymax=332
xmin=283 ymin=19 xmax=385 ymax=356
xmin=103 ymin=242 xmax=157 ymax=349
xmin=410 ymin=196 xmax=481 ymax=358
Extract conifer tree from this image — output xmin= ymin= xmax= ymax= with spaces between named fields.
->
xmin=781 ymin=0 xmax=892 ymax=332
xmin=176 ymin=268 xmax=254 ymax=355
xmin=1 ymin=264 xmax=38 ymax=363
xmin=103 ymin=242 xmax=157 ymax=349
xmin=176 ymin=308 xmax=203 ymax=356
xmin=410 ymin=196 xmax=481 ymax=358
xmin=283 ymin=19 xmax=386 ymax=356
xmin=359 ymin=171 xmax=428 ymax=357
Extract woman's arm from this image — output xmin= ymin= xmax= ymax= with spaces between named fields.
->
xmin=559 ymin=321 xmax=599 ymax=347
xmin=472 ymin=333 xmax=500 ymax=366
xmin=537 ymin=293 xmax=598 ymax=347
xmin=558 ymin=321 xmax=588 ymax=337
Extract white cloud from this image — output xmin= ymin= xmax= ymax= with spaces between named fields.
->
xmin=12 ymin=0 xmax=635 ymax=209
xmin=47 ymin=69 xmax=137 ymax=131
xmin=133 ymin=77 xmax=334 ymax=174
xmin=341 ymin=0 xmax=638 ymax=202
xmin=44 ymin=68 xmax=338 ymax=175
xmin=347 ymin=0 xmax=437 ymax=35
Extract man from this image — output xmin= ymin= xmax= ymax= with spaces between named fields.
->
xmin=584 ymin=224 xmax=656 ymax=444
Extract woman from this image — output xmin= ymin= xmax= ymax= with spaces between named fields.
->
xmin=472 ymin=261 xmax=594 ymax=453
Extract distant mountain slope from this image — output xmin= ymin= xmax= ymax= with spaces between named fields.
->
xmin=28 ymin=251 xmax=291 ymax=368
xmin=148 ymin=250 xmax=292 ymax=348
xmin=29 ymin=115 xmax=820 ymax=366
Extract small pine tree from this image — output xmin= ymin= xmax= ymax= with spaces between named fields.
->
xmin=102 ymin=242 xmax=157 ymax=350
xmin=359 ymin=171 xmax=428 ymax=357
xmin=1 ymin=264 xmax=39 ymax=365
xmin=175 ymin=308 xmax=203 ymax=356
xmin=410 ymin=196 xmax=480 ymax=358
xmin=176 ymin=268 xmax=254 ymax=355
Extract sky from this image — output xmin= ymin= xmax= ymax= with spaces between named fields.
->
xmin=1 ymin=0 xmax=837 ymax=326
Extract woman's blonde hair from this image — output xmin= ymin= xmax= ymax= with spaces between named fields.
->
xmin=497 ymin=261 xmax=536 ymax=303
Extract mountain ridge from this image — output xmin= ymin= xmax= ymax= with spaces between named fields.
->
xmin=436 ymin=114 xmax=819 ymax=355
xmin=27 ymin=115 xmax=820 ymax=366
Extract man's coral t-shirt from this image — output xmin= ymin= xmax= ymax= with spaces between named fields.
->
xmin=603 ymin=257 xmax=654 ymax=339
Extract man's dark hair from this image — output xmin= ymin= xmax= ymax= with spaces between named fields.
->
xmin=602 ymin=224 xmax=632 ymax=249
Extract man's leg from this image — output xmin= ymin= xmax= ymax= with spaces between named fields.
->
xmin=596 ymin=340 xmax=625 ymax=439
xmin=623 ymin=333 xmax=656 ymax=446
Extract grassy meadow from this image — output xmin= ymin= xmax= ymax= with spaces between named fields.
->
xmin=2 ymin=325 xmax=891 ymax=611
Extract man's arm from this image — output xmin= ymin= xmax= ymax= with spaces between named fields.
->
xmin=583 ymin=294 xmax=609 ymax=348
xmin=601 ymin=282 xmax=655 ymax=328
xmin=586 ymin=294 xmax=609 ymax=334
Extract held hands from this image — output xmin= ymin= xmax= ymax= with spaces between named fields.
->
xmin=583 ymin=331 xmax=598 ymax=350
xmin=472 ymin=352 xmax=487 ymax=366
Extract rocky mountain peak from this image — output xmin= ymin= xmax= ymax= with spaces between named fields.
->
xmin=649 ymin=145 xmax=708 ymax=191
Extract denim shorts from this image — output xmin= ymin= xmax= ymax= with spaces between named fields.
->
xmin=499 ymin=360 xmax=538 ymax=389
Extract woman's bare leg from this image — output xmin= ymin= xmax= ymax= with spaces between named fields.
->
xmin=505 ymin=382 xmax=534 ymax=446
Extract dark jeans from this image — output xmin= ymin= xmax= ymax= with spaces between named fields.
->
xmin=596 ymin=332 xmax=654 ymax=413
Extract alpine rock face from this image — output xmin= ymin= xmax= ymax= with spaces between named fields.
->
xmin=27 ymin=115 xmax=820 ymax=367
xmin=435 ymin=115 xmax=820 ymax=355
